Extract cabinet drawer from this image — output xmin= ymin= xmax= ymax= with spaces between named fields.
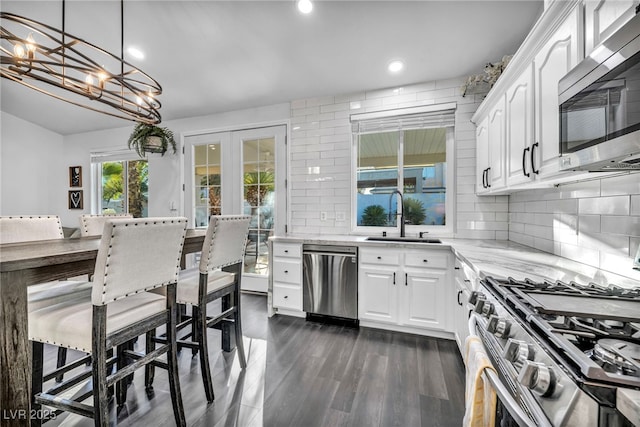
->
xmin=405 ymin=252 xmax=448 ymax=269
xmin=360 ymin=251 xmax=400 ymax=266
xmin=272 ymin=243 xmax=301 ymax=258
xmin=273 ymin=259 xmax=301 ymax=284
xmin=273 ymin=284 xmax=302 ymax=310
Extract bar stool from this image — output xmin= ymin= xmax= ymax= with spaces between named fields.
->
xmin=146 ymin=215 xmax=250 ymax=402
xmin=0 ymin=215 xmax=93 ymax=381
xmin=29 ymin=217 xmax=188 ymax=426
xmin=80 ymin=213 xmax=133 ymax=237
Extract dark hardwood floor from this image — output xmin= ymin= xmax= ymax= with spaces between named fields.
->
xmin=43 ymin=294 xmax=465 ymax=426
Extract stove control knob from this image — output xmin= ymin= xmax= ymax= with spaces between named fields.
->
xmin=518 ymin=360 xmax=556 ymax=397
xmin=503 ymin=339 xmax=534 ymax=368
xmin=487 ymin=315 xmax=511 ymax=338
xmin=473 ymin=298 xmax=486 ymax=314
xmin=481 ymin=302 xmax=495 ymax=317
xmin=468 ymin=291 xmax=484 ymax=305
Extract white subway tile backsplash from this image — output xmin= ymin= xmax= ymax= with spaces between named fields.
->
xmin=601 ymin=215 xmax=640 ymax=236
xmin=600 ymin=173 xmax=640 ymax=196
xmin=579 ymin=196 xmax=630 ymax=215
xmin=631 ymin=195 xmax=640 ymax=215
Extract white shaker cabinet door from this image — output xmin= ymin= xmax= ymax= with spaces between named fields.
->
xmin=358 ymin=266 xmax=398 ymax=324
xmin=401 ymin=269 xmax=448 ymax=331
xmin=533 ymin=5 xmax=582 ymax=177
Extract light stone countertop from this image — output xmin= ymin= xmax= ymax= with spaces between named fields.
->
xmin=270 ymin=234 xmax=640 ymax=289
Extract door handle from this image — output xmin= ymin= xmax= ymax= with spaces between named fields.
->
xmin=405 ymin=273 xmax=408 ymax=286
xmin=457 ymin=290 xmax=463 ymax=306
xmin=486 ymin=167 xmax=491 ymax=188
xmin=522 ymin=147 xmax=530 ymax=177
xmin=531 ymin=142 xmax=539 ymax=174
xmin=393 ymin=272 xmax=396 ymax=285
xmin=482 ymin=168 xmax=487 ymax=188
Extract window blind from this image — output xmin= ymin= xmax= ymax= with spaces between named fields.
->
xmin=90 ymin=148 xmax=142 ymax=163
xmin=350 ymin=102 xmax=456 ymax=133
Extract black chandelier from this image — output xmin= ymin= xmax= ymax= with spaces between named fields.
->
xmin=0 ymin=0 xmax=162 ymax=124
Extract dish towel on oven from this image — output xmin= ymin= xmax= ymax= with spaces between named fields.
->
xmin=463 ymin=335 xmax=497 ymax=427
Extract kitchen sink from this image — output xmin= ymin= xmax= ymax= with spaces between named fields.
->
xmin=365 ymin=236 xmax=442 ymax=244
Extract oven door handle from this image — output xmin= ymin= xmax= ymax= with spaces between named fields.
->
xmin=468 ymin=314 xmax=548 ymax=427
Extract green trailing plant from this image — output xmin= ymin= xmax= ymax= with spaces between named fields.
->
xmin=361 ymin=204 xmax=388 ymax=226
xmin=403 ymin=197 xmax=427 ymax=225
xmin=127 ymin=122 xmax=177 ymax=158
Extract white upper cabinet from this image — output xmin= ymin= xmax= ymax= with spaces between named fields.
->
xmin=506 ymin=64 xmax=535 ymax=186
xmin=473 ymin=1 xmax=587 ymax=194
xmin=476 ymin=96 xmax=506 ymax=194
xmin=533 ymin=4 xmax=582 ymax=177
xmin=585 ymin=0 xmax=640 ymax=54
xmin=476 ymin=116 xmax=490 ymax=194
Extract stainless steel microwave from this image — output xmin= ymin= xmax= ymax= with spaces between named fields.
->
xmin=559 ymin=12 xmax=640 ymax=171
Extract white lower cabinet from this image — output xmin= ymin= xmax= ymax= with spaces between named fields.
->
xmin=359 ymin=247 xmax=451 ymax=333
xmin=271 ymin=242 xmax=303 ymax=312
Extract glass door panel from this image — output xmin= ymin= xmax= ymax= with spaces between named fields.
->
xmin=242 ymin=137 xmax=276 ymax=276
xmin=193 ymin=142 xmax=221 ymax=227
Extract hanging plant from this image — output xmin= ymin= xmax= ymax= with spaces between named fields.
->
xmin=127 ymin=122 xmax=177 ymax=158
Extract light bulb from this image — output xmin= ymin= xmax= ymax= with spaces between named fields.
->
xmin=13 ymin=44 xmax=25 ymax=58
xmin=85 ymin=74 xmax=94 ymax=86
xmin=136 ymin=96 xmax=143 ymax=106
xmin=97 ymin=71 xmax=107 ymax=89
xmin=25 ymin=34 xmax=36 ymax=52
xmin=297 ymin=0 xmax=312 ymax=14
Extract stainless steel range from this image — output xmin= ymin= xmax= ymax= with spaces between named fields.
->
xmin=469 ymin=276 xmax=640 ymax=427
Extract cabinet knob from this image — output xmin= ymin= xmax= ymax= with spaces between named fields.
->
xmin=284 ymin=270 xmax=288 ymax=273
xmin=284 ymin=250 xmax=289 ymax=253
xmin=423 ymin=259 xmax=428 ymax=263
xmin=284 ymin=295 xmax=288 ymax=299
xmin=377 ymin=256 xmax=382 ymax=260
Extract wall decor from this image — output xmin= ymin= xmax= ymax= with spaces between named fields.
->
xmin=69 ymin=166 xmax=82 ymax=187
xmin=68 ymin=190 xmax=83 ymax=209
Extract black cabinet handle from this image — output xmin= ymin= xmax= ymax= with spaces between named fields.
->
xmin=531 ymin=142 xmax=539 ymax=174
xmin=482 ymin=169 xmax=487 ymax=188
xmin=486 ymin=167 xmax=491 ymax=188
xmin=457 ymin=290 xmax=463 ymax=306
xmin=284 ymin=250 xmax=289 ymax=253
xmin=377 ymin=256 xmax=382 ymax=260
xmin=284 ymin=270 xmax=288 ymax=274
xmin=284 ymin=295 xmax=288 ymax=299
xmin=522 ymin=147 xmax=530 ymax=177
xmin=454 ymin=266 xmax=460 ymax=270
xmin=423 ymin=259 xmax=428 ymax=263
xmin=393 ymin=272 xmax=396 ymax=285
xmin=405 ymin=273 xmax=408 ymax=286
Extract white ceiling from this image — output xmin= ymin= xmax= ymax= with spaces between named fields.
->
xmin=1 ymin=0 xmax=543 ymax=135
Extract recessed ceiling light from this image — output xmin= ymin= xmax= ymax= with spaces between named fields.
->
xmin=127 ymin=46 xmax=144 ymax=60
xmin=297 ymin=0 xmax=313 ymax=14
xmin=388 ymin=60 xmax=404 ymax=73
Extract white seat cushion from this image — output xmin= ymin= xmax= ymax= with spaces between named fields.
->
xmin=176 ymin=268 xmax=236 ymax=305
xmin=29 ymin=292 xmax=166 ymax=353
xmin=27 ymin=281 xmax=93 ymax=312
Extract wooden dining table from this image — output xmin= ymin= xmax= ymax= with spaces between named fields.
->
xmin=0 ymin=229 xmax=206 ymax=426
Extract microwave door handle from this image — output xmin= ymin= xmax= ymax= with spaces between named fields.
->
xmin=523 ymin=147 xmax=530 ymax=177
xmin=531 ymin=142 xmax=540 ymax=174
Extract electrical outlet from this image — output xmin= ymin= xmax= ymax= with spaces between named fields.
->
xmin=320 ymin=212 xmax=327 ymax=221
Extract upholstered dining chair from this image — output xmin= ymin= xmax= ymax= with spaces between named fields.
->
xmin=29 ymin=217 xmax=188 ymax=426
xmin=146 ymin=215 xmax=251 ymax=403
xmin=80 ymin=213 xmax=133 ymax=237
xmin=0 ymin=215 xmax=93 ymax=381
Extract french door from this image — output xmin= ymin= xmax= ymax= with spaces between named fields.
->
xmin=184 ymin=125 xmax=287 ymax=293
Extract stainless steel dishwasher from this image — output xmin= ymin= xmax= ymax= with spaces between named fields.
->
xmin=302 ymin=244 xmax=358 ymax=321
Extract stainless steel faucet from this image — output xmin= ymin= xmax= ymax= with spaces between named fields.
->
xmin=389 ymin=189 xmax=405 ymax=237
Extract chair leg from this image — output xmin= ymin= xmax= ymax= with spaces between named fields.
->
xmin=194 ymin=305 xmax=215 ymax=402
xmin=167 ymin=288 xmax=187 ymax=427
xmin=116 ymin=343 xmax=128 ymax=407
xmin=145 ymin=329 xmax=156 ymax=390
xmin=191 ymin=306 xmax=199 ymax=357
xmin=31 ymin=341 xmax=44 ymax=427
xmin=233 ymin=286 xmax=247 ymax=369
xmin=93 ymin=308 xmax=109 ymax=427
xmin=55 ymin=347 xmax=67 ymax=383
